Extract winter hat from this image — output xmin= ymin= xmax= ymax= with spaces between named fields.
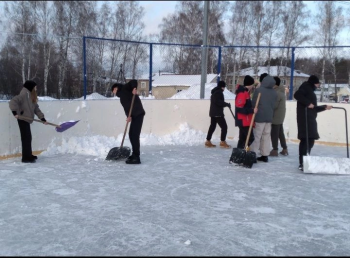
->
xmin=23 ymin=80 xmax=37 ymax=92
xmin=243 ymin=75 xmax=255 ymax=86
xmin=218 ymin=81 xmax=226 ymax=88
xmin=274 ymin=76 xmax=281 ymax=86
xmin=308 ymin=75 xmax=320 ymax=85
xmin=111 ymin=83 xmax=124 ymax=92
xmin=259 ymin=73 xmax=268 ymax=82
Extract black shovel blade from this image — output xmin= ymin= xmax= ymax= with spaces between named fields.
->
xmin=242 ymin=150 xmax=256 ymax=168
xmin=229 ymin=148 xmax=246 ymax=164
xmin=105 ymin=146 xmax=131 ymax=161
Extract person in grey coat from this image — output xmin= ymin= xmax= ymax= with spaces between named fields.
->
xmin=9 ymin=80 xmax=48 ymax=163
xmin=269 ymin=77 xmax=288 ymax=157
xmin=249 ymin=74 xmax=278 ymax=162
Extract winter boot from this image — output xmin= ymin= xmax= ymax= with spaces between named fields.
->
xmin=32 ymin=155 xmax=38 ymax=160
xmin=280 ymin=148 xmax=289 ymax=156
xmin=269 ymin=149 xmax=278 ymax=157
xmin=257 ymin=156 xmax=268 ymax=162
xmin=126 ymin=156 xmax=141 ymax=164
xmin=205 ymin=140 xmax=216 ymax=148
xmin=298 ymin=164 xmax=303 ymax=171
xmin=220 ymin=141 xmax=231 ymax=148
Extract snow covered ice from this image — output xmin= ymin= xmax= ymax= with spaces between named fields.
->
xmin=1 ymin=124 xmax=350 ymax=256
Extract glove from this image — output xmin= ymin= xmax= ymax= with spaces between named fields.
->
xmin=12 ymin=111 xmax=17 ymax=116
xmin=227 ymin=103 xmax=231 ymax=109
xmin=41 ymin=118 xmax=47 ymax=122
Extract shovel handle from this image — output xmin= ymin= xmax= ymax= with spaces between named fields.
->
xmin=17 ymin=115 xmax=60 ymax=128
xmin=244 ymin=93 xmax=261 ymax=150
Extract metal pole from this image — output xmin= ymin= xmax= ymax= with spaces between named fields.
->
xmin=149 ymin=43 xmax=153 ymax=96
xmin=200 ymin=1 xmax=209 ymax=99
xmin=289 ymin=47 xmax=295 ymax=100
xmin=217 ymin=46 xmax=222 ymax=83
xmin=83 ymin=36 xmax=87 ymax=100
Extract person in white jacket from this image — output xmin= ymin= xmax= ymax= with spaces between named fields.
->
xmin=9 ymin=80 xmax=48 ymax=163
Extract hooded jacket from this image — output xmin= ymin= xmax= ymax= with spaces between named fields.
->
xmin=116 ymin=79 xmax=145 ymax=118
xmin=294 ymin=81 xmax=326 ymax=139
xmin=209 ymin=86 xmax=230 ymax=117
xmin=9 ymin=87 xmax=45 ymax=123
xmin=235 ymin=85 xmax=254 ymax=127
xmin=272 ymin=85 xmax=286 ymax=125
xmin=251 ymin=75 xmax=277 ymax=123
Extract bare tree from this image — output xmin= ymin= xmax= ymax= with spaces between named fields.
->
xmin=315 ymin=1 xmax=345 ymax=102
xmin=5 ymin=1 xmax=38 ymax=83
xmin=278 ymin=1 xmax=308 ymax=78
xmin=34 ymin=1 xmax=56 ymax=96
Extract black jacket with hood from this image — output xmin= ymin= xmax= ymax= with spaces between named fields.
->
xmin=116 ymin=80 xmax=145 ymax=117
xmin=209 ymin=86 xmax=230 ymax=117
xmin=294 ymin=81 xmax=326 ymax=139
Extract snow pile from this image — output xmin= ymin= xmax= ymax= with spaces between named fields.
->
xmin=41 ymin=123 xmax=210 ymax=159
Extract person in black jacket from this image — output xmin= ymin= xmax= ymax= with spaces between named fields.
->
xmin=294 ymin=75 xmax=332 ymax=171
xmin=205 ymin=80 xmax=232 ymax=148
xmin=111 ymin=79 xmax=146 ymax=164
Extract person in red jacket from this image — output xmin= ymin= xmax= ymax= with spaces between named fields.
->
xmin=235 ymin=75 xmax=258 ymax=149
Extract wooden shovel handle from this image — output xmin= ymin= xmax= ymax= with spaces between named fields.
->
xmin=244 ymin=93 xmax=261 ymax=151
xmin=17 ymin=115 xmax=60 ymax=128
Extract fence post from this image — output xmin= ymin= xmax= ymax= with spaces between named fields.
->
xmin=217 ymin=46 xmax=222 ymax=83
xmin=83 ymin=36 xmax=87 ymax=100
xmin=149 ymin=43 xmax=153 ymax=95
xmin=289 ymin=47 xmax=295 ymax=100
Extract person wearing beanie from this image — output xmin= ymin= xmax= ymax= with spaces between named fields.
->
xmin=249 ymin=74 xmax=278 ymax=163
xmin=269 ymin=76 xmax=288 ymax=157
xmin=234 ymin=75 xmax=258 ymax=149
xmin=205 ymin=80 xmax=232 ymax=149
xmin=9 ymin=80 xmax=48 ymax=163
xmin=294 ymin=75 xmax=332 ymax=171
xmin=111 ymin=79 xmax=146 ymax=164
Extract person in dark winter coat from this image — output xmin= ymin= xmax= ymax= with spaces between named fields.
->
xmin=9 ymin=80 xmax=48 ymax=163
xmin=205 ymin=80 xmax=232 ymax=148
xmin=269 ymin=76 xmax=288 ymax=157
xmin=111 ymin=79 xmax=146 ymax=164
xmin=249 ymin=74 xmax=278 ymax=162
xmin=294 ymin=75 xmax=332 ymax=171
xmin=235 ymin=75 xmax=258 ymax=149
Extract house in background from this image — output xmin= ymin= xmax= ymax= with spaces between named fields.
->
xmin=226 ymin=66 xmax=310 ymax=93
xmin=149 ymin=73 xmax=217 ymax=99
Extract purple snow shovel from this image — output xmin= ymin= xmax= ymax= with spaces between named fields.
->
xmin=18 ymin=115 xmax=79 ymax=133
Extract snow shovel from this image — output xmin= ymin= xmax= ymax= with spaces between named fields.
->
xmin=105 ymin=93 xmax=136 ymax=161
xmin=303 ymin=106 xmax=350 ymax=174
xmin=229 ymin=93 xmax=261 ymax=168
xmin=17 ymin=115 xmax=79 ymax=133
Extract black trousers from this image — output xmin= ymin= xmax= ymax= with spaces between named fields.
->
xmin=206 ymin=116 xmax=228 ymax=142
xmin=271 ymin=124 xmax=287 ymax=150
xmin=129 ymin=114 xmax=144 ymax=157
xmin=299 ymin=138 xmax=315 ymax=165
xmin=17 ymin=119 xmax=32 ymax=159
xmin=237 ymin=126 xmax=254 ymax=149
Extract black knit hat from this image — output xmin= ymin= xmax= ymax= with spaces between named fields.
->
xmin=259 ymin=73 xmax=268 ymax=82
xmin=218 ymin=81 xmax=226 ymax=88
xmin=23 ymin=80 xmax=37 ymax=92
xmin=274 ymin=76 xmax=281 ymax=86
xmin=308 ymin=75 xmax=320 ymax=85
xmin=243 ymin=75 xmax=254 ymax=86
xmin=111 ymin=83 xmax=124 ymax=91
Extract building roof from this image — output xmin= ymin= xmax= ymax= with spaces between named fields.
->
xmin=169 ymin=83 xmax=236 ymax=100
xmin=152 ymin=74 xmax=217 ymax=87
xmin=228 ymin=66 xmax=310 ymax=78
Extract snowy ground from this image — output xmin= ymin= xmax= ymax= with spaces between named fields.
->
xmin=1 ymin=128 xmax=350 ymax=256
